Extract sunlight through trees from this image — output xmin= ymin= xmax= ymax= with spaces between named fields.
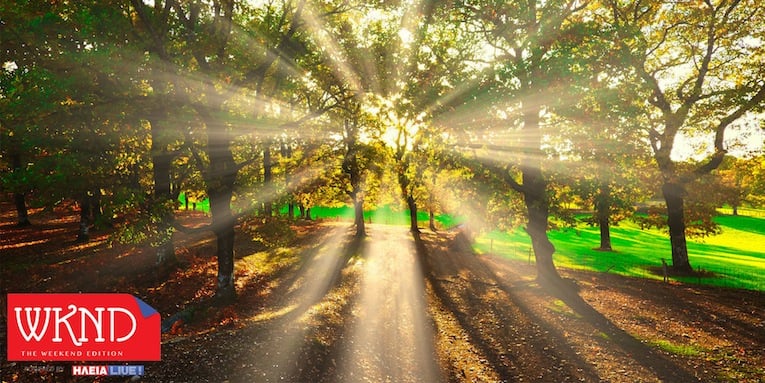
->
xmin=2 ymin=0 xmax=764 ymax=294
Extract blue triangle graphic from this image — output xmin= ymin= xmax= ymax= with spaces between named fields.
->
xmin=132 ymin=296 xmax=158 ymax=318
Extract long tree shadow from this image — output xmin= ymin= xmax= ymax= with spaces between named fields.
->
xmin=472 ymin=253 xmax=707 ymax=382
xmin=243 ymin=231 xmax=367 ymax=383
xmin=716 ymin=215 xmax=765 ymax=236
xmin=276 ymin=228 xmax=365 ymax=320
xmin=413 ymin=231 xmax=601 ymax=382
xmin=521 ymin=267 xmax=705 ymax=382
xmin=611 ymin=277 xmax=765 ymax=351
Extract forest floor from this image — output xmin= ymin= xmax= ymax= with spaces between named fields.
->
xmin=1 ymin=205 xmax=764 ymax=383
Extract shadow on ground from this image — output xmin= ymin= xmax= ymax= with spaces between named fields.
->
xmin=415 ymin=229 xmax=704 ymax=383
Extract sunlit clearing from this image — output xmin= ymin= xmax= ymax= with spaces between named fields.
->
xmin=339 ymin=226 xmax=440 ymax=382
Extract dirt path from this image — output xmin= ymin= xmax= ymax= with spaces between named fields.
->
xmin=150 ymin=224 xmax=443 ymax=382
xmin=337 ymin=226 xmax=440 ymax=383
xmin=3 ymin=209 xmax=764 ymax=382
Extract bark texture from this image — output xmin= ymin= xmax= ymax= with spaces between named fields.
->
xmin=662 ymin=182 xmax=692 ymax=273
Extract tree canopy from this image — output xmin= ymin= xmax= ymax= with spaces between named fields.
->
xmin=2 ymin=0 xmax=763 ymax=294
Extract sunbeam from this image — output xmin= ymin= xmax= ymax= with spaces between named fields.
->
xmin=298 ymin=3 xmax=366 ymax=95
xmin=242 ymin=223 xmax=360 ymax=382
xmin=339 ymin=225 xmax=441 ymax=383
xmin=5 ymin=0 xmax=764 ymax=381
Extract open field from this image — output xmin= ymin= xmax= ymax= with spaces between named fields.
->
xmin=474 ymin=214 xmax=765 ymax=291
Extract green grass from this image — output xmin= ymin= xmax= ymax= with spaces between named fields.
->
xmin=175 ymin=195 xmax=463 ymax=228
xmin=474 ymin=215 xmax=765 ymax=291
xmin=180 ymin=196 xmax=764 ymax=291
xmin=647 ymin=339 xmax=705 ymax=357
xmin=178 ymin=193 xmax=210 ymax=212
xmin=279 ymin=204 xmax=463 ymax=229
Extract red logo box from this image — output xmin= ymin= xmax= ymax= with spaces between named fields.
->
xmin=7 ymin=293 xmax=161 ymax=361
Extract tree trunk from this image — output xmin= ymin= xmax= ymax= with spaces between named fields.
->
xmin=407 ymin=195 xmax=420 ymax=233
xmin=520 ymin=107 xmax=561 ymax=283
xmin=209 ymin=181 xmax=236 ymax=301
xmin=598 ymin=215 xmax=612 ymax=251
xmin=202 ymin=107 xmax=238 ymax=301
xmin=91 ymin=189 xmax=104 ymax=227
xmin=299 ymin=204 xmax=306 ymax=219
xmin=214 ymin=219 xmax=236 ymax=301
xmin=263 ymin=142 xmax=273 ymax=218
xmin=732 ymin=205 xmax=738 ymax=216
xmin=150 ymin=116 xmax=176 ymax=265
xmin=282 ymin=142 xmax=294 ymax=220
xmin=524 ymin=178 xmax=560 ymax=283
xmin=77 ymin=192 xmax=91 ymax=243
xmin=343 ymin=120 xmax=364 ymax=237
xmin=14 ymin=192 xmax=31 ymax=227
xmin=662 ymin=182 xmax=693 ymax=273
xmin=396 ymin=161 xmax=419 ymax=233
xmin=305 ymin=207 xmax=311 ymax=221
xmin=595 ymin=183 xmax=612 ymax=251
xmin=11 ymin=153 xmax=31 ymax=227
xmin=353 ymin=193 xmax=365 ymax=238
xmin=429 ymin=173 xmax=437 ymax=231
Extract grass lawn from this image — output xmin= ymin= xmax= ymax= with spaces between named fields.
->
xmin=474 ymin=214 xmax=765 ymax=291
xmin=180 ymin=196 xmax=764 ymax=291
xmin=280 ymin=204 xmax=463 ymax=228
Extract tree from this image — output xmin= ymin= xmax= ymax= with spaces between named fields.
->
xmin=0 ymin=2 xmax=82 ymax=226
xmin=605 ymin=0 xmax=765 ymax=272
xmin=714 ymin=155 xmax=765 ymax=214
xmin=1 ymin=0 xmax=149 ymax=241
xmin=553 ymin=73 xmax=654 ymax=251
xmin=128 ymin=0 xmax=192 ymax=264
xmin=453 ymin=0 xmax=589 ymax=284
xmin=337 ymin=101 xmax=385 ymax=237
xmin=127 ymin=0 xmax=348 ymax=299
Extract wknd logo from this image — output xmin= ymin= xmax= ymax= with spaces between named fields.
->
xmin=7 ymin=294 xmax=160 ymax=361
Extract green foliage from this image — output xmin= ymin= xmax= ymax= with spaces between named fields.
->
xmin=632 ymin=205 xmax=721 ymax=239
xmin=112 ymin=199 xmax=175 ymax=246
xmin=714 ymin=155 xmax=765 ymax=210
xmin=4 ymin=0 xmax=764 ymax=292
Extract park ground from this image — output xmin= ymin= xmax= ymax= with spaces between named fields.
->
xmin=1 ymin=205 xmax=764 ymax=382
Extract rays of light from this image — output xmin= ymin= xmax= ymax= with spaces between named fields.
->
xmin=231 ymin=154 xmax=339 ymax=215
xmin=339 ymin=226 xmax=441 ymax=383
xmin=246 ymin=223 xmax=359 ymax=381
xmin=298 ymin=3 xmax=366 ymax=95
